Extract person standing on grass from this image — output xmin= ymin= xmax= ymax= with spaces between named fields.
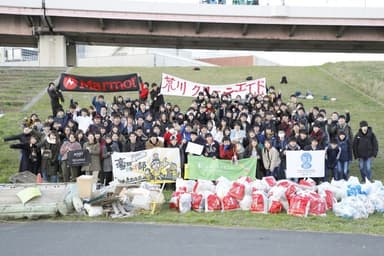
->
xmin=47 ymin=82 xmax=64 ymax=117
xmin=60 ymin=132 xmax=82 ymax=182
xmin=262 ymin=139 xmax=281 ymax=179
xmin=9 ymin=135 xmax=41 ymax=175
xmin=337 ymin=131 xmax=353 ymax=180
xmin=40 ymin=131 xmax=60 ymax=182
xmin=82 ymin=132 xmax=102 ymax=182
xmin=353 ymin=120 xmax=378 ymax=182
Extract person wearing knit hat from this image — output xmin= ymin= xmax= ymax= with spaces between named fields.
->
xmin=353 ymin=120 xmax=378 ymax=182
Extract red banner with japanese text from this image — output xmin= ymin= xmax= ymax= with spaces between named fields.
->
xmin=160 ymin=73 xmax=266 ymax=97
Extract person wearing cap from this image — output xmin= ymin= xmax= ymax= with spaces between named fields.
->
xmin=219 ymin=136 xmax=237 ymax=160
xmin=353 ymin=121 xmax=378 ymax=181
xmin=337 ymin=131 xmax=353 ymax=181
xmin=203 ymin=133 xmax=220 ymax=159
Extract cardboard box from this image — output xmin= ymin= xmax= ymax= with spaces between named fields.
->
xmin=76 ymin=175 xmax=94 ymax=199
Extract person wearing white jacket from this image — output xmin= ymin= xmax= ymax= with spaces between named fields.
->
xmin=73 ymin=108 xmax=93 ymax=133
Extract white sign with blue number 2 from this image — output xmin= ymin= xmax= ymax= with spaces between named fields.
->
xmin=286 ymin=150 xmax=326 ymax=178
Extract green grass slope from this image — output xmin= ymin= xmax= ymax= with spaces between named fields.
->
xmin=0 ymin=63 xmax=383 ymax=234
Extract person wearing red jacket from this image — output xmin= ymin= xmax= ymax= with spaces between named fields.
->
xmin=163 ymin=127 xmax=182 ymax=147
xmin=139 ymin=81 xmax=149 ymax=102
xmin=219 ymin=136 xmax=238 ymax=160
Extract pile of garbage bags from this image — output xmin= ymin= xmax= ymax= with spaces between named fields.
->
xmin=69 ymin=181 xmax=165 ymax=218
xmin=169 ymin=176 xmax=384 ymax=219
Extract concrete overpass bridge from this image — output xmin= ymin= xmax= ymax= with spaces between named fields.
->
xmin=0 ymin=0 xmax=383 ymax=66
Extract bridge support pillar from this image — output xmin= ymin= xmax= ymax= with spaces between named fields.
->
xmin=38 ymin=35 xmax=77 ymax=67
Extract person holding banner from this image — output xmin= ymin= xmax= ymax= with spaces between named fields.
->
xmin=123 ymin=132 xmax=146 ymax=152
xmin=60 ymin=132 xmax=82 ymax=182
xmin=261 ymin=139 xmax=281 ymax=179
xmin=146 ymin=133 xmax=164 ymax=149
xmin=244 ymin=137 xmax=263 ymax=179
xmin=219 ymin=137 xmax=237 ymax=161
xmin=203 ymin=133 xmax=220 ymax=159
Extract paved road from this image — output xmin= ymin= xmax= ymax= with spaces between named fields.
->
xmin=0 ymin=222 xmax=382 ymax=256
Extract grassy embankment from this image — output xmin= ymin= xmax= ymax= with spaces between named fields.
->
xmin=1 ymin=63 xmax=384 ymax=235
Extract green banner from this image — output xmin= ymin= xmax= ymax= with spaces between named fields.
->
xmin=186 ymin=155 xmax=257 ymax=181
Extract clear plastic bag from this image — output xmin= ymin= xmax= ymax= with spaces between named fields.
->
xmin=178 ymin=193 xmax=192 ymax=214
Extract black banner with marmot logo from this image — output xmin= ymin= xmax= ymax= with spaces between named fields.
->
xmin=58 ymin=73 xmax=140 ymax=92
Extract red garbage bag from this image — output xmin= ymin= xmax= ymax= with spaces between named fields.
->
xmin=228 ymin=182 xmax=245 ymax=201
xmin=309 ymin=196 xmax=327 ymax=216
xmin=288 ymin=194 xmax=310 ymax=217
xmin=222 ymin=194 xmax=240 ymax=211
xmin=285 ymin=184 xmax=298 ymax=205
xmin=323 ymin=190 xmax=336 ymax=210
xmin=169 ymin=191 xmax=184 ymax=210
xmin=268 ymin=199 xmax=283 ymax=214
xmin=250 ymin=191 xmax=268 ymax=214
xmin=191 ymin=193 xmax=204 ymax=212
xmin=205 ymin=193 xmax=222 ymax=212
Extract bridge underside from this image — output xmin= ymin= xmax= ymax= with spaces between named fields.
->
xmin=0 ymin=14 xmax=383 ymax=53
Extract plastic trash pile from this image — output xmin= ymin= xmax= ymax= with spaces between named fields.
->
xmin=169 ymin=176 xmax=384 ymax=219
xmin=70 ymin=181 xmax=165 ymax=218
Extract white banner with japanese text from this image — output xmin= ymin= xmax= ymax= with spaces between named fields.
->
xmin=286 ymin=150 xmax=325 ymax=178
xmin=111 ymin=148 xmax=181 ymax=182
xmin=160 ymin=73 xmax=267 ymax=97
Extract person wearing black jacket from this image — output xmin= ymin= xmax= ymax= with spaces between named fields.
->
xmin=150 ymin=83 xmax=164 ymax=113
xmin=47 ymin=82 xmax=64 ymax=117
xmin=9 ymin=135 xmax=41 ymax=174
xmin=123 ymin=132 xmax=146 ymax=152
xmin=243 ymin=137 xmax=264 ymax=179
xmin=353 ymin=121 xmax=379 ymax=181
xmin=4 ymin=126 xmax=37 ymax=172
xmin=202 ymin=133 xmax=219 ymax=159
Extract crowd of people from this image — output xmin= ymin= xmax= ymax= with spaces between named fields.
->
xmin=4 ymin=79 xmax=379 ymax=184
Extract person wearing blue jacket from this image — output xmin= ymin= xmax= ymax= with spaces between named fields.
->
xmin=337 ymin=131 xmax=353 ymax=180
